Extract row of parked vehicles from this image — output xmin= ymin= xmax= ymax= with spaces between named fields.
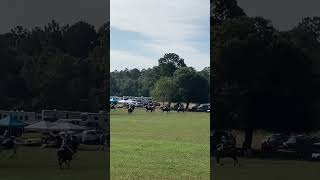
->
xmin=211 ymin=130 xmax=320 ymax=160
xmin=261 ymin=133 xmax=320 ymax=159
xmin=42 ymin=130 xmax=104 ymax=146
xmin=190 ymin=103 xmax=210 ymax=112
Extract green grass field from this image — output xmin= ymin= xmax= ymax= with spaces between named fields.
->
xmin=0 ymin=146 xmax=108 ymax=180
xmin=110 ymin=108 xmax=210 ymax=180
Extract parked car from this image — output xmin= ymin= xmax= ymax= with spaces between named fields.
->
xmin=191 ymin=103 xmax=200 ymax=110
xmin=283 ymin=134 xmax=314 ymax=159
xmin=153 ymin=101 xmax=160 ymax=106
xmin=311 ymin=135 xmax=320 ymax=144
xmin=197 ymin=103 xmax=210 ymax=112
xmin=283 ymin=134 xmax=312 ymax=150
xmin=261 ymin=133 xmax=289 ymax=153
xmin=134 ymin=102 xmax=143 ymax=107
xmin=81 ymin=130 xmax=103 ymax=144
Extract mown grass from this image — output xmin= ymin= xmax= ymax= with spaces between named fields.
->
xmin=0 ymin=146 xmax=108 ymax=180
xmin=110 ymin=108 xmax=210 ymax=180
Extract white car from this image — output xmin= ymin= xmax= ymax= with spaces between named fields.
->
xmin=134 ymin=102 xmax=143 ymax=107
xmin=81 ymin=130 xmax=103 ymax=144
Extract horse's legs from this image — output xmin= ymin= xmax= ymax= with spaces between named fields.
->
xmin=216 ymin=156 xmax=223 ymax=165
xmin=67 ymin=160 xmax=71 ymax=169
xmin=58 ymin=158 xmax=63 ymax=169
xmin=232 ymin=156 xmax=240 ymax=167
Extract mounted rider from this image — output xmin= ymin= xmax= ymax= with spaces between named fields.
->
xmin=216 ymin=133 xmax=236 ymax=152
xmin=3 ymin=130 xmax=9 ymax=138
xmin=59 ymin=130 xmax=74 ymax=154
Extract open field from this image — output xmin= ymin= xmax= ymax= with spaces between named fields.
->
xmin=110 ymin=108 xmax=210 ymax=180
xmin=0 ymin=146 xmax=108 ymax=180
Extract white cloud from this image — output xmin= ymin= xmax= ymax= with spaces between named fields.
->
xmin=110 ymin=49 xmax=157 ymax=71
xmin=142 ymin=40 xmax=209 ymax=70
xmin=111 ymin=0 xmax=210 ymax=71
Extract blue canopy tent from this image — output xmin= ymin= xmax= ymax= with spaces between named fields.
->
xmin=0 ymin=116 xmax=27 ymax=137
xmin=110 ymin=97 xmax=118 ymax=105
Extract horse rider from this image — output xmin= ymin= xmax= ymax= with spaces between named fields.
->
xmin=217 ymin=136 xmax=230 ymax=152
xmin=60 ymin=130 xmax=74 ymax=154
xmin=3 ymin=130 xmax=9 ymax=138
xmin=1 ymin=130 xmax=13 ymax=145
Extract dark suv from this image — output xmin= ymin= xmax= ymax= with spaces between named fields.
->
xmin=261 ymin=133 xmax=289 ymax=153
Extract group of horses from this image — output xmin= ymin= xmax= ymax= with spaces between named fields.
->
xmin=112 ymin=102 xmax=188 ymax=114
xmin=127 ymin=103 xmax=186 ymax=114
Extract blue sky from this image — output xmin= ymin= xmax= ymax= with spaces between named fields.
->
xmin=110 ymin=0 xmax=210 ymax=71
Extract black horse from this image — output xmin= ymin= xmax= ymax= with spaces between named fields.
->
xmin=160 ymin=106 xmax=170 ymax=113
xmin=97 ymin=133 xmax=109 ymax=150
xmin=211 ymin=131 xmax=239 ymax=166
xmin=57 ymin=139 xmax=78 ymax=169
xmin=128 ymin=104 xmax=135 ymax=114
xmin=177 ymin=106 xmax=185 ymax=113
xmin=0 ymin=137 xmax=18 ymax=157
xmin=110 ymin=104 xmax=116 ymax=111
xmin=145 ymin=105 xmax=155 ymax=112
xmin=216 ymin=146 xmax=240 ymax=166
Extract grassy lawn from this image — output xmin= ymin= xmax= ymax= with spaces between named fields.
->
xmin=110 ymin=108 xmax=210 ymax=180
xmin=0 ymin=146 xmax=108 ymax=180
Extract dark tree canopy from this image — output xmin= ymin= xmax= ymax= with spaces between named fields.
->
xmin=211 ymin=0 xmax=320 ymax=149
xmin=211 ymin=0 xmax=246 ymax=25
xmin=0 ymin=20 xmax=109 ymax=112
xmin=158 ymin=53 xmax=187 ymax=77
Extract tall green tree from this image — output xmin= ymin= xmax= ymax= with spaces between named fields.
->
xmin=151 ymin=77 xmax=177 ymax=106
xmin=211 ymin=0 xmax=246 ymax=25
xmin=158 ymin=53 xmax=186 ymax=77
xmin=174 ymin=67 xmax=209 ymax=109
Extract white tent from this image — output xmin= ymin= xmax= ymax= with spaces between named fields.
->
xmin=51 ymin=122 xmax=87 ymax=131
xmin=25 ymin=121 xmax=56 ymax=131
xmin=25 ymin=121 xmax=87 ymax=131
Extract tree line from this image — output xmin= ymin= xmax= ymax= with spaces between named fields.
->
xmin=0 ymin=20 xmax=109 ymax=112
xmin=110 ymin=53 xmax=210 ymax=109
xmin=211 ymin=0 xmax=320 ymax=149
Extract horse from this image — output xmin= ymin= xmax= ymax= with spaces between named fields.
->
xmin=97 ymin=133 xmax=109 ymax=150
xmin=215 ymin=146 xmax=240 ymax=166
xmin=0 ymin=137 xmax=18 ymax=158
xmin=211 ymin=131 xmax=239 ymax=166
xmin=57 ymin=139 xmax=78 ymax=169
xmin=160 ymin=106 xmax=170 ymax=113
xmin=110 ymin=104 xmax=116 ymax=111
xmin=145 ymin=105 xmax=155 ymax=112
xmin=177 ymin=106 xmax=185 ymax=113
xmin=128 ymin=104 xmax=135 ymax=114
